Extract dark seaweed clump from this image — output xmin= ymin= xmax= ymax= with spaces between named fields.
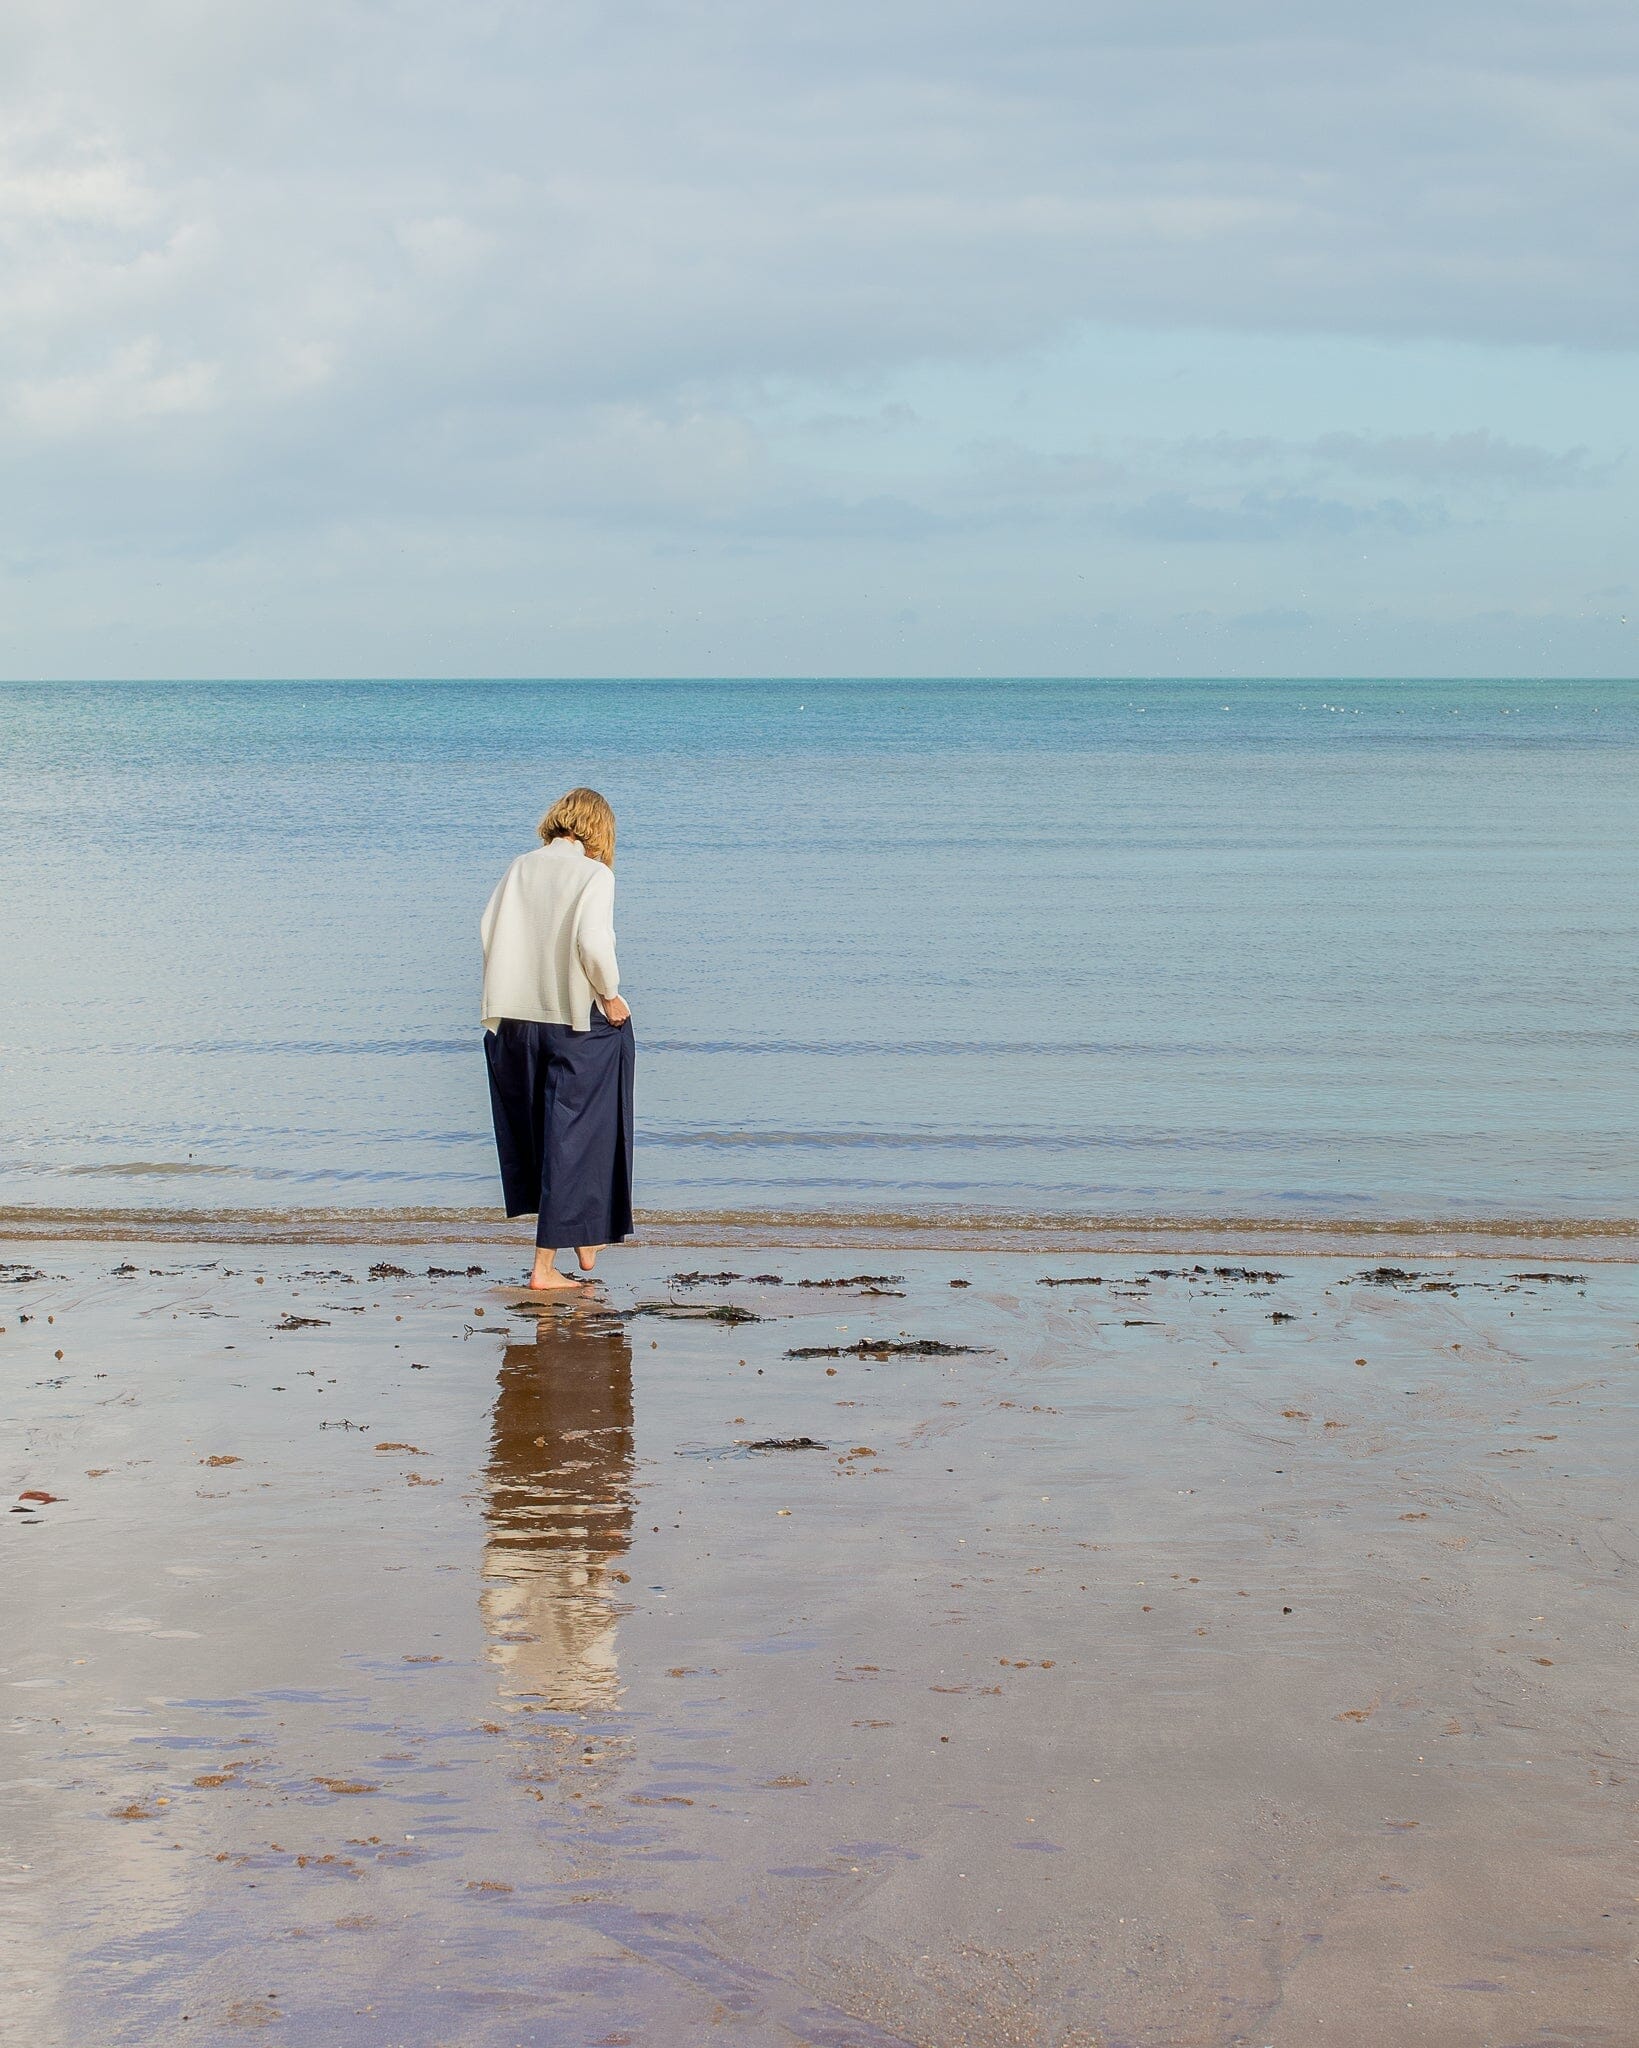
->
xmin=1 ymin=1265 xmax=46 ymax=1285
xmin=670 ymin=1270 xmax=787 ymax=1287
xmin=1212 ymin=1266 xmax=1286 ymax=1284
xmin=796 ymin=1275 xmax=905 ymax=1290
xmin=1511 ymin=1271 xmax=1585 ymax=1284
xmin=1355 ymin=1266 xmax=1421 ymax=1285
xmin=786 ymin=1337 xmax=981 ymax=1360
xmin=428 ymin=1264 xmax=486 ymax=1279
xmin=1038 ymin=1275 xmax=1103 ymax=1287
xmin=743 ymin=1437 xmax=828 ymax=1451
xmin=628 ymin=1301 xmax=761 ymax=1325
xmin=369 ymin=1262 xmax=411 ymax=1280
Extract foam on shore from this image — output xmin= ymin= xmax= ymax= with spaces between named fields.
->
xmin=4 ymin=1201 xmax=1638 ymax=1258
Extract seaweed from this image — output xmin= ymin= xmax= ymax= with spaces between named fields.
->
xmin=795 ymin=1275 xmax=906 ymax=1290
xmin=628 ymin=1301 xmax=761 ymax=1325
xmin=785 ymin=1337 xmax=981 ymax=1360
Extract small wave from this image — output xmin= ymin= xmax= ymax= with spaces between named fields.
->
xmin=59 ymin=1161 xmax=252 ymax=1178
xmin=1 ymin=1202 xmax=1634 ymax=1257
xmin=9 ymin=1028 xmax=1639 ymax=1061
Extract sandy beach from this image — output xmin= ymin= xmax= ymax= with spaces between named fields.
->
xmin=4 ymin=1241 xmax=1635 ymax=2047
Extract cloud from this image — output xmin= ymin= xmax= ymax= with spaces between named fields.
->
xmin=1306 ymin=431 xmax=1608 ymax=488
xmin=0 ymin=0 xmax=1634 ymax=671
xmin=929 ymin=425 xmax=1610 ymax=545
xmin=2 ymin=1 xmax=1635 ymax=445
xmin=796 ymin=402 xmax=920 ymax=440
xmin=1168 ymin=429 xmax=1610 ymax=488
xmin=730 ymin=493 xmax=951 ymax=541
xmin=1120 ymin=489 xmax=1444 ymax=544
xmin=8 ymin=338 xmax=221 ymax=435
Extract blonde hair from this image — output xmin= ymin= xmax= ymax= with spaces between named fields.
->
xmin=538 ymin=786 xmax=616 ymax=868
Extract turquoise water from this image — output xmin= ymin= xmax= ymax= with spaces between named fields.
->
xmin=1 ymin=678 xmax=1635 ymax=1223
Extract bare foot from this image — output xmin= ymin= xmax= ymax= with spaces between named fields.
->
xmin=577 ymin=1245 xmax=600 ymax=1273
xmin=526 ymin=1257 xmax=588 ymax=1292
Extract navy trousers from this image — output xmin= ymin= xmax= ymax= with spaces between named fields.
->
xmin=484 ymin=1013 xmax=634 ymax=1249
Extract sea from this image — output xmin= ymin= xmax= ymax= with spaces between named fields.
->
xmin=2 ymin=678 xmax=1635 ymax=1230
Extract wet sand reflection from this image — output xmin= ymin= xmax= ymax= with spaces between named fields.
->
xmin=481 ymin=1302 xmax=635 ymax=1712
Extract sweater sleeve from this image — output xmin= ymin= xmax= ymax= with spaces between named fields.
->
xmin=575 ymin=872 xmax=621 ymax=999
xmin=479 ymin=873 xmax=505 ymax=954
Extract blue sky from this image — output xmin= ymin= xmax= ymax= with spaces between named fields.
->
xmin=1 ymin=0 xmax=1635 ymax=677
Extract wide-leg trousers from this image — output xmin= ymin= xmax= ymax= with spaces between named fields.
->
xmin=484 ymin=1012 xmax=635 ymax=1249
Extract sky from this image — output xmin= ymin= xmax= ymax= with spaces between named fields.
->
xmin=1 ymin=0 xmax=1636 ymax=679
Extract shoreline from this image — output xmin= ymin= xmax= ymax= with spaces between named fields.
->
xmin=3 ymin=1201 xmax=1636 ymax=1259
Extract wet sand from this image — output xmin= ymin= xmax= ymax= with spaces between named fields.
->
xmin=3 ymin=1244 xmax=1636 ymax=2046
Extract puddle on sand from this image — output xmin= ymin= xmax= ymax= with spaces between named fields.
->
xmin=2 ymin=1247 xmax=1637 ymax=2046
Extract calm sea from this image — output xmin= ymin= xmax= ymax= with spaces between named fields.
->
xmin=1 ymin=679 xmax=1635 ymax=1228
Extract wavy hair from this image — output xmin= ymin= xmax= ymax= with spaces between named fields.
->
xmin=538 ymin=786 xmax=616 ymax=868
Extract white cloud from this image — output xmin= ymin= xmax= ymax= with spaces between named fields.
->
xmin=0 ymin=0 xmax=1634 ymax=670
xmin=0 ymin=152 xmax=156 ymax=229
xmin=9 ymin=339 xmax=221 ymax=435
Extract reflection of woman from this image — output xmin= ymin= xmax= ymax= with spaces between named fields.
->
xmin=480 ymin=787 xmax=635 ymax=1293
xmin=481 ymin=1308 xmax=635 ymax=1712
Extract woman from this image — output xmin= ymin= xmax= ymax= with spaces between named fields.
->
xmin=480 ymin=787 xmax=634 ymax=1292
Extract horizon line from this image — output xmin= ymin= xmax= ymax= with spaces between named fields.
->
xmin=3 ymin=674 xmax=1635 ymax=689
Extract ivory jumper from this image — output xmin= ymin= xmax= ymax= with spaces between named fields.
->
xmin=480 ymin=839 xmax=620 ymax=1033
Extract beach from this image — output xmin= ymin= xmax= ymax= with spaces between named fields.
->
xmin=6 ymin=1238 xmax=1635 ymax=2047
xmin=7 ymin=0 xmax=1637 ymax=2033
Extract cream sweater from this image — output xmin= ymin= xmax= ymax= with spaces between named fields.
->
xmin=480 ymin=839 xmax=621 ymax=1033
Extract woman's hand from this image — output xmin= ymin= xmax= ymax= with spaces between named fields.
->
xmin=602 ymin=996 xmax=631 ymax=1026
